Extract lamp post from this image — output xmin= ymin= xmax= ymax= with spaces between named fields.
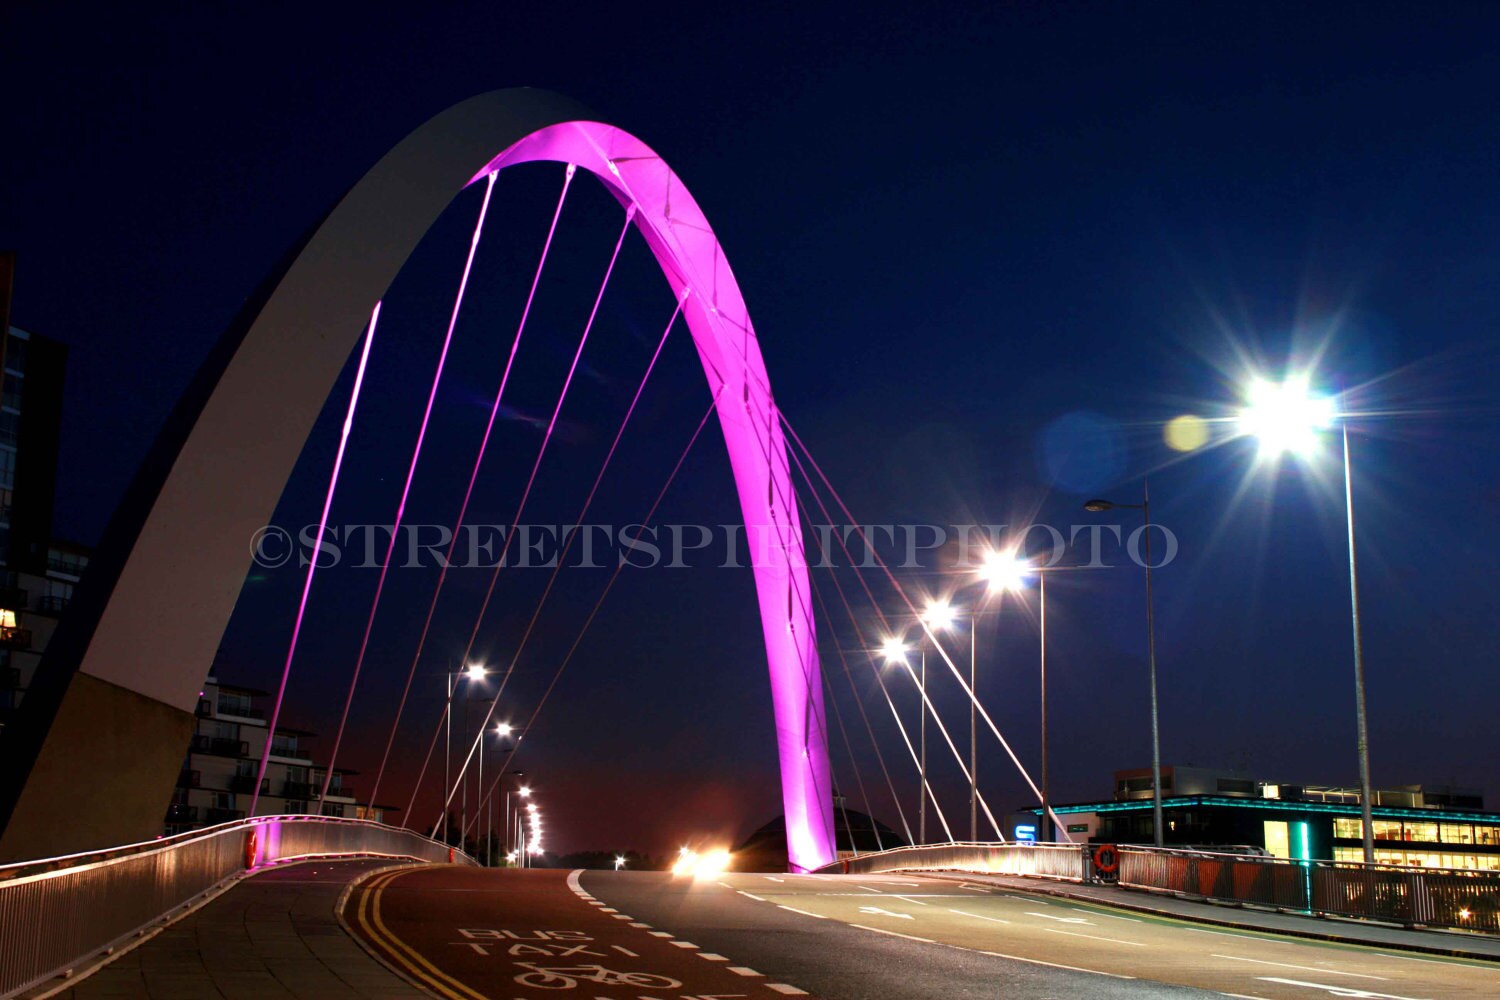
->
xmin=917 ymin=599 xmax=960 ymax=844
xmin=1083 ymin=485 xmax=1164 ymax=849
xmin=878 ymin=637 xmax=920 ymax=842
xmin=1237 ymin=375 xmax=1374 ymax=863
xmin=446 ymin=663 xmax=488 ymax=848
xmin=481 ymin=724 xmax=515 ymax=866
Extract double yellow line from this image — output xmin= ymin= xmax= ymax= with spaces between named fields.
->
xmin=350 ymin=867 xmax=490 ymax=1000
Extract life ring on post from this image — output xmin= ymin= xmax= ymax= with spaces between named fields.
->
xmin=244 ymin=828 xmax=258 ymax=870
xmin=1093 ymin=844 xmax=1120 ymax=875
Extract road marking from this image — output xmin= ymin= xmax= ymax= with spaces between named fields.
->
xmin=958 ymin=883 xmax=989 ymax=892
xmin=1005 ymin=894 xmax=1046 ymax=903
xmin=857 ymin=905 xmax=914 ymax=919
xmin=649 ymin=930 xmax=674 ymax=937
xmin=851 ymin=923 xmax=935 ymax=943
xmin=766 ymin=985 xmax=809 ymax=995
xmin=737 ymin=890 xmax=767 ymax=902
xmin=1255 ymin=977 xmax=1431 ymax=999
xmin=698 ymin=953 xmax=730 ymax=961
xmin=353 ymin=870 xmax=489 ymax=1000
xmin=948 ymin=908 xmax=1011 ymax=925
xmin=598 ymin=906 xmax=618 ymax=912
xmin=588 ymin=900 xmax=606 ymax=906
xmin=763 ymin=876 xmax=786 ymax=882
xmin=611 ymin=914 xmax=632 ymax=920
xmin=1212 ymin=954 xmax=1388 ymax=981
xmin=566 ymin=869 xmax=585 ymax=893
xmin=1045 ymin=928 xmax=1147 ymax=947
xmin=612 ymin=945 xmax=638 ymax=957
xmin=977 ymin=949 xmax=1135 ymax=980
xmin=892 ymin=895 xmax=932 ymax=906
xmin=1086 ymin=909 xmax=1143 ymax=923
xmin=857 ymin=884 xmax=883 ymax=892
xmin=728 ymin=966 xmax=764 ymax=976
xmin=672 ymin=940 xmax=700 ymax=949
xmin=776 ymin=905 xmax=827 ymax=919
xmin=1024 ymin=910 xmax=1090 ymax=924
xmin=1219 ymin=993 xmax=1270 ymax=999
xmin=629 ymin=922 xmax=651 ymax=928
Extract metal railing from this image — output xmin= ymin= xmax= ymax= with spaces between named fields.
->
xmin=815 ymin=842 xmax=1090 ymax=881
xmin=1118 ymin=846 xmax=1500 ymax=933
xmin=0 ymin=815 xmax=472 ymax=998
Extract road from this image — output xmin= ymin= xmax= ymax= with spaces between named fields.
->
xmin=343 ymin=867 xmax=1499 ymax=999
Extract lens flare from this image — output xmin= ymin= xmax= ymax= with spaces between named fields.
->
xmin=1164 ymin=414 xmax=1209 ymax=452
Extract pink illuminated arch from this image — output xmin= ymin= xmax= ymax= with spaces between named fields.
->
xmin=0 ymin=89 xmax=836 ymax=871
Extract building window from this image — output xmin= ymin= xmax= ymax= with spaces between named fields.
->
xmin=1333 ymin=817 xmax=1363 ymax=840
xmin=1371 ymin=820 xmax=1403 ymax=841
xmin=1404 ymin=821 xmax=1439 ymax=843
xmin=1440 ymin=822 xmax=1475 ymax=844
xmin=1475 ymin=825 xmax=1500 ymax=846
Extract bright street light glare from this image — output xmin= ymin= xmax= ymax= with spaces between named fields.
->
xmin=980 ymin=548 xmax=1032 ymax=593
xmin=878 ymin=636 xmax=910 ymax=664
xmin=494 ymin=722 xmax=513 ymax=737
xmin=464 ymin=663 xmax=488 ymax=682
xmin=1238 ymin=375 xmax=1337 ymax=459
xmin=920 ymin=598 xmax=958 ymax=632
xmin=517 ymin=785 xmax=532 ymax=798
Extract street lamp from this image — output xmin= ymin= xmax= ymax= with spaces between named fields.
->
xmin=877 ymin=636 xmax=930 ymax=844
xmin=614 ymin=854 xmax=626 ymax=870
xmin=914 ymin=599 xmax=960 ymax=845
xmin=1237 ymin=374 xmax=1374 ymax=863
xmin=446 ymin=664 xmax=488 ymax=848
xmin=1083 ymin=488 xmax=1164 ymax=849
xmin=970 ymin=549 xmax=1033 ymax=842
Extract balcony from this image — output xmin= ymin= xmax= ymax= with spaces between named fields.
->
xmin=34 ymin=595 xmax=68 ymax=615
xmin=189 ymin=735 xmax=248 ymax=758
xmin=195 ymin=698 xmax=212 ymax=718
xmin=46 ymin=558 xmax=85 ymax=578
xmin=205 ymin=808 xmax=244 ymax=824
xmin=229 ymin=774 xmax=268 ymax=794
xmin=0 ymin=627 xmax=31 ymax=650
xmin=281 ymin=781 xmax=322 ymax=801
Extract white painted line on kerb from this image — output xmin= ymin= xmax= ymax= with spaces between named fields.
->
xmin=697 ymin=953 xmax=729 ymax=961
xmin=738 ymin=890 xmax=767 ymax=901
xmin=850 ymin=923 xmax=935 ymax=944
xmin=1256 ymin=978 xmax=1427 ymax=1000
xmin=978 ymin=950 xmax=1135 ymax=980
xmin=1211 ymin=954 xmax=1388 ymax=980
xmin=777 ymin=905 xmax=827 ymax=920
xmin=767 ymin=985 xmax=809 ymax=995
xmin=948 ymin=908 xmax=1010 ymax=925
xmin=728 ymin=966 xmax=764 ymax=977
xmin=1045 ymin=928 xmax=1147 ymax=947
xmin=671 ymin=940 xmax=699 ymax=949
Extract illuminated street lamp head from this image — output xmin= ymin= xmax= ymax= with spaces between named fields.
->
xmin=527 ymin=803 xmax=539 ymax=813
xmin=517 ymin=785 xmax=532 ymax=798
xmin=980 ymin=548 xmax=1032 ymax=593
xmin=878 ymin=636 xmax=910 ymax=665
xmin=1082 ymin=499 xmax=1115 ymax=512
xmin=464 ymin=662 xmax=488 ymax=682
xmin=920 ymin=598 xmax=958 ymax=632
xmin=494 ymin=722 xmax=513 ymax=738
xmin=1238 ymin=375 xmax=1337 ymax=459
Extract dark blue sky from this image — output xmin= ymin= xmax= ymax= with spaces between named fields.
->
xmin=4 ymin=3 xmax=1499 ymax=855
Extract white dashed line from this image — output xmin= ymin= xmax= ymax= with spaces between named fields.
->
xmin=648 ymin=930 xmax=674 ymax=938
xmin=697 ymin=953 xmax=729 ymax=961
xmin=776 ymin=905 xmax=827 ymax=919
xmin=1211 ymin=955 xmax=1387 ymax=980
xmin=850 ymin=923 xmax=935 ymax=943
xmin=1045 ymin=928 xmax=1147 ymax=947
xmin=728 ymin=966 xmax=763 ymax=976
xmin=628 ymin=922 xmax=651 ymax=928
xmin=671 ymin=940 xmax=699 ymax=949
xmin=767 ymin=985 xmax=809 ymax=995
xmin=978 ymin=949 xmax=1135 ymax=980
xmin=611 ymin=914 xmax=632 ymax=920
xmin=599 ymin=906 xmax=618 ymax=912
xmin=737 ymin=890 xmax=767 ymax=901
xmin=948 ymin=908 xmax=1011 ymax=925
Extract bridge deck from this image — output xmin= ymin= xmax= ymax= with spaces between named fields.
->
xmin=56 ymin=859 xmax=422 ymax=1000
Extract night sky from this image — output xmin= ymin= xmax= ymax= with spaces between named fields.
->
xmin=4 ymin=3 xmax=1499 ymax=858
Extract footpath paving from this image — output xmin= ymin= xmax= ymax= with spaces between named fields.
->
xmin=54 ymin=859 xmax=424 ymax=1000
xmin=926 ymin=870 xmax=1500 ymax=962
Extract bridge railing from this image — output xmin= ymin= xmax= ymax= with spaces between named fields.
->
xmin=1118 ymin=845 xmax=1500 ymax=933
xmin=813 ymin=842 xmax=1090 ymax=881
xmin=0 ymin=815 xmax=472 ymax=998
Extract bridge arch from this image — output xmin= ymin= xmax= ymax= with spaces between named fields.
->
xmin=0 ymin=89 xmax=835 ymax=871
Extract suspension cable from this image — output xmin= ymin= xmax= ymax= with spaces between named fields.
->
xmin=369 ymin=164 xmax=576 ymax=809
xmin=249 ymin=302 xmax=380 ymax=816
xmin=320 ymin=172 xmax=499 ymax=803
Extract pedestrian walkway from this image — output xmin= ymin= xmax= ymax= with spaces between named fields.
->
xmin=928 ymin=871 xmax=1500 ymax=962
xmin=53 ymin=859 xmax=424 ymax=1000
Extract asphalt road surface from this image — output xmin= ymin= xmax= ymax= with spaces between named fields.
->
xmin=343 ymin=866 xmax=1499 ymax=999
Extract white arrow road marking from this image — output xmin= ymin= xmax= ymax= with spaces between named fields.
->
xmin=1254 ymin=977 xmax=1432 ymax=999
xmin=1024 ymin=910 xmax=1090 ymax=924
xmin=857 ymin=905 xmax=915 ymax=919
xmin=1213 ymin=955 xmax=1387 ymax=981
